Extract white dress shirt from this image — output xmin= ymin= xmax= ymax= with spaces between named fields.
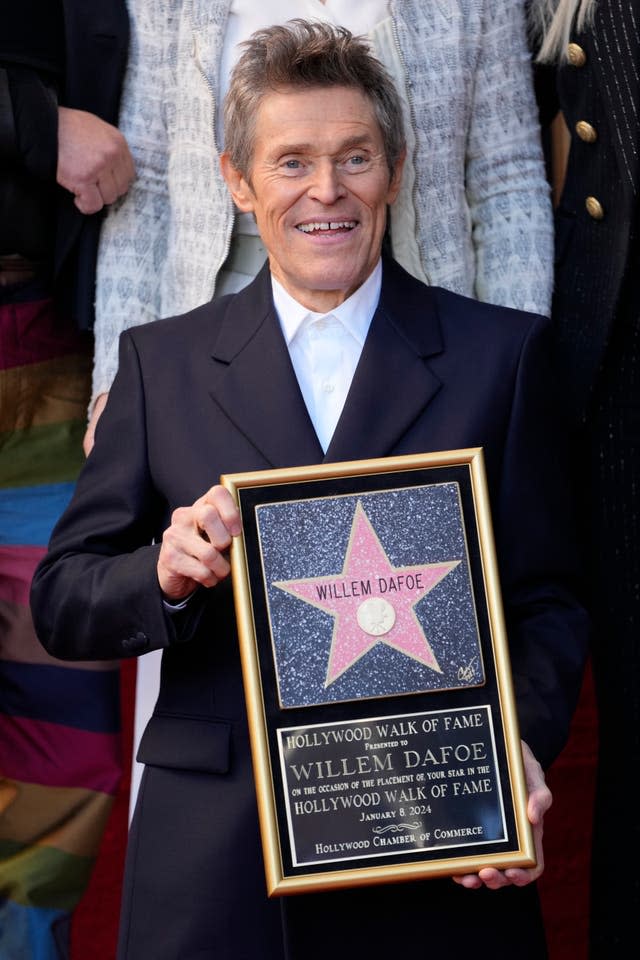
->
xmin=272 ymin=259 xmax=382 ymax=452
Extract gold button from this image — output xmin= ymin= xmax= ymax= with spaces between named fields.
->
xmin=576 ymin=120 xmax=597 ymax=143
xmin=585 ymin=196 xmax=604 ymax=220
xmin=567 ymin=43 xmax=587 ymax=67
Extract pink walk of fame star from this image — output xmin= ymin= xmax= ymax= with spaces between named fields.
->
xmin=273 ymin=501 xmax=460 ymax=687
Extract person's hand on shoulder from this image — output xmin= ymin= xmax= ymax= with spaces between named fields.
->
xmin=57 ymin=107 xmax=135 ymax=214
xmin=83 ymin=392 xmax=109 ymax=456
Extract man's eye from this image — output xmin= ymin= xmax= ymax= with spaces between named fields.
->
xmin=283 ymin=159 xmax=302 ymax=169
xmin=342 ymin=154 xmax=370 ymax=172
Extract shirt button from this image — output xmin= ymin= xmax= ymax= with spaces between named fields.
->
xmin=322 ymin=379 xmax=335 ymax=393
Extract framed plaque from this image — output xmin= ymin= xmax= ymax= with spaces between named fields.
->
xmin=221 ymin=448 xmax=535 ymax=896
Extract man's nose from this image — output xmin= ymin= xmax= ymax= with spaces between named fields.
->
xmin=307 ymin=161 xmax=346 ymax=204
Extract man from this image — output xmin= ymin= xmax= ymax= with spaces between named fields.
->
xmin=97 ymin=0 xmax=555 ymax=824
xmin=1 ymin=3 xmax=132 ymax=956
xmin=31 ymin=22 xmax=588 ymax=960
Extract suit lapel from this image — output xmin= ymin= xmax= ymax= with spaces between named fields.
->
xmin=326 ymin=258 xmax=443 ymax=462
xmin=208 ymin=266 xmax=324 ymax=467
xmin=209 ymin=258 xmax=443 ymax=468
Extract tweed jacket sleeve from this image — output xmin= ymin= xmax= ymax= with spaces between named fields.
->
xmin=92 ymin=0 xmax=234 ymax=402
xmin=92 ymin=0 xmax=172 ymax=400
xmin=466 ymin=0 xmax=554 ymax=315
xmin=391 ymin=0 xmax=553 ymax=315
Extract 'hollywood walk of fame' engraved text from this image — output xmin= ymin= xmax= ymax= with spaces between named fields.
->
xmin=278 ymin=705 xmax=507 ymax=867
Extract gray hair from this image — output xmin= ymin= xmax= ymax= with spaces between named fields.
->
xmin=223 ymin=19 xmax=405 ymax=178
xmin=529 ymin=0 xmax=598 ymax=63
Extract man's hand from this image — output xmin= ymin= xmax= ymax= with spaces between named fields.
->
xmin=453 ymin=740 xmax=552 ymax=890
xmin=83 ymin=392 xmax=109 ymax=456
xmin=157 ymin=485 xmax=242 ymax=601
xmin=57 ymin=107 xmax=135 ymax=214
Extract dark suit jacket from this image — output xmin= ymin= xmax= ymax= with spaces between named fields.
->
xmin=0 ymin=0 xmax=128 ymax=326
xmin=31 ymin=257 xmax=588 ymax=960
xmin=56 ymin=0 xmax=129 ymax=327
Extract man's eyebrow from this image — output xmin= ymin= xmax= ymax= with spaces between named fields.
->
xmin=268 ymin=135 xmax=377 ymax=158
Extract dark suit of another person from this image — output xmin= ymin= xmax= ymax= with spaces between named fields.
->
xmin=30 ymin=253 xmax=588 ymax=960
xmin=534 ymin=2 xmax=640 ymax=956
xmin=1 ymin=0 xmax=129 ymax=322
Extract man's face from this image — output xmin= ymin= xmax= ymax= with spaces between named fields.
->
xmin=221 ymin=85 xmax=404 ymax=313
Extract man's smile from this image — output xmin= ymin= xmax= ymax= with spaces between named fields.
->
xmin=296 ymin=220 xmax=358 ymax=234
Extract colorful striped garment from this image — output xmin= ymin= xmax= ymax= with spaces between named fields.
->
xmin=0 ymin=294 xmax=122 ymax=960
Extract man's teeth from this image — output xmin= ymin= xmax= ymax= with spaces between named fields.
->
xmin=297 ymin=221 xmax=356 ymax=233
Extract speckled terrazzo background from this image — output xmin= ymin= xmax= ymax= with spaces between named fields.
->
xmin=256 ymin=482 xmax=484 ymax=708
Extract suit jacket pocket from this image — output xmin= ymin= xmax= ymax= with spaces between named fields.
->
xmin=137 ymin=713 xmax=231 ymax=774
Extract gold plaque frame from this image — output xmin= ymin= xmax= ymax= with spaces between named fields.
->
xmin=222 ymin=448 xmax=535 ymax=896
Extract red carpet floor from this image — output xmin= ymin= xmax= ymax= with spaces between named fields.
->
xmin=71 ymin=659 xmax=597 ymax=960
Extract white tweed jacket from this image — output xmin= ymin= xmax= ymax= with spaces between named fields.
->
xmin=93 ymin=0 xmax=553 ymax=399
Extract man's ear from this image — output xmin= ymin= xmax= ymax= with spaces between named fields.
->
xmin=220 ymin=152 xmax=255 ymax=213
xmin=386 ymin=147 xmax=406 ymax=206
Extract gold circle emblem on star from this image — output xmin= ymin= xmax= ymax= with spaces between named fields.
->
xmin=356 ymin=597 xmax=396 ymax=637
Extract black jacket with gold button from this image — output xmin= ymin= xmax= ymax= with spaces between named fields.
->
xmin=534 ymin=0 xmax=639 ymax=423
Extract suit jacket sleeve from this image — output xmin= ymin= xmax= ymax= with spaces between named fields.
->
xmin=495 ymin=315 xmax=589 ymax=768
xmin=0 ymin=64 xmax=58 ymax=180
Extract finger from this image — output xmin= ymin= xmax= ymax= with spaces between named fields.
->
xmin=477 ymin=867 xmax=509 ymax=890
xmin=74 ymin=183 xmax=104 ymax=215
xmin=171 ymin=547 xmax=229 ymax=587
xmin=207 ymin=485 xmax=242 ymax=532
xmin=95 ymin=169 xmax=121 ymax=206
xmin=105 ymin=156 xmax=135 ymax=200
xmin=452 ymin=874 xmax=482 ymax=889
xmin=194 ymin=538 xmax=232 ymax=580
xmin=200 ymin=486 xmax=242 ymax=541
xmin=83 ymin=424 xmax=95 ymax=457
xmin=452 ymin=872 xmax=507 ymax=890
xmin=502 ymin=871 xmax=534 ymax=887
xmin=117 ymin=149 xmax=136 ymax=189
xmin=158 ymin=533 xmax=230 ymax=596
xmin=197 ymin=507 xmax=235 ymax=553
xmin=527 ymin=782 xmax=552 ymax=826
xmin=455 ymin=875 xmax=505 ymax=890
xmin=91 ymin=392 xmax=109 ymax=422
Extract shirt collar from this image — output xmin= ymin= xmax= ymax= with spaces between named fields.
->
xmin=272 ymin=259 xmax=382 ymax=347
